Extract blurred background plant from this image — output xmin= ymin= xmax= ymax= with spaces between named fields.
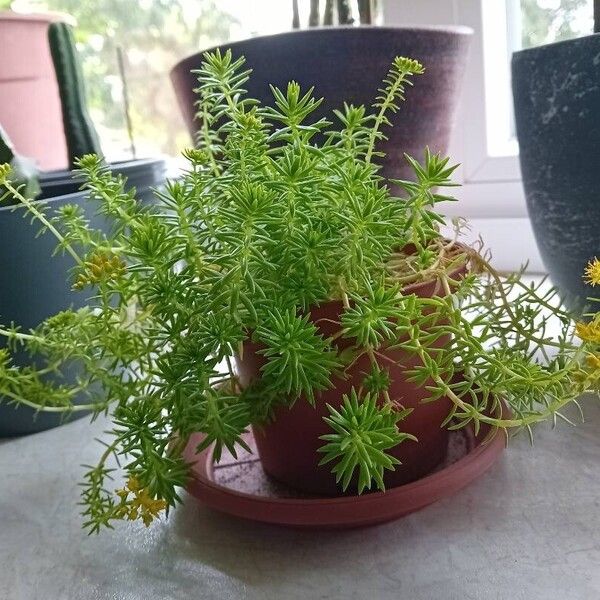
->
xmin=518 ymin=0 xmax=593 ymax=47
xmin=0 ymin=0 xmax=385 ymax=160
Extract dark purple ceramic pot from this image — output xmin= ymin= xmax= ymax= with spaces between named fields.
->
xmin=171 ymin=26 xmax=472 ymax=181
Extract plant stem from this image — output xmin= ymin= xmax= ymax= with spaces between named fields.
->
xmin=3 ymin=180 xmax=83 ymax=266
xmin=0 ymin=387 xmax=107 ymax=413
xmin=117 ymin=46 xmax=136 ymax=160
xmin=466 ymin=249 xmax=571 ymax=350
xmin=0 ymin=327 xmax=38 ymax=342
xmin=365 ymin=70 xmax=409 ymax=164
xmin=323 ymin=0 xmax=334 ymax=24
xmin=337 ymin=0 xmax=353 ymax=24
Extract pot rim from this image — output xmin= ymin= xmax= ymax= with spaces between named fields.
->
xmin=171 ymin=25 xmax=474 ymax=75
xmin=0 ymin=189 xmax=88 ymax=213
xmin=236 ymin=242 xmax=471 ymax=347
xmin=403 ymin=247 xmax=469 ymax=295
xmin=38 ymin=157 xmax=166 ymax=180
xmin=183 ymin=398 xmax=506 ymax=508
xmin=512 ymin=31 xmax=600 ymax=59
xmin=0 ymin=158 xmax=166 ymax=212
xmin=315 ymin=240 xmax=471 ymax=308
xmin=0 ymin=10 xmax=73 ymax=25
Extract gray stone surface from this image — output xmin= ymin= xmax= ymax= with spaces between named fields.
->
xmin=1 ymin=396 xmax=599 ymax=600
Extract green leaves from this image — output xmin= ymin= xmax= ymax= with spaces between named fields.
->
xmin=192 ymin=49 xmax=253 ymax=117
xmin=255 ymin=309 xmax=340 ymax=403
xmin=318 ymin=389 xmax=416 ymax=493
xmin=398 ymin=150 xmax=460 ymax=196
xmin=194 ymin=389 xmax=252 ymax=462
xmin=341 ymin=282 xmax=405 ymax=348
xmin=392 ymin=148 xmax=460 ymax=256
xmin=265 ymin=81 xmax=328 ymax=141
xmin=366 ymin=56 xmax=425 ymax=163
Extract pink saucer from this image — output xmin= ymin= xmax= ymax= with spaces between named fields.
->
xmin=183 ymin=417 xmax=507 ymax=529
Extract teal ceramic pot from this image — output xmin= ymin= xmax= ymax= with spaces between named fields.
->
xmin=0 ymin=158 xmax=166 ymax=435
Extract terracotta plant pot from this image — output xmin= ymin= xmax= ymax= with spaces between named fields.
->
xmin=235 ymin=259 xmax=468 ymax=496
xmin=171 ymin=26 xmax=472 ymax=181
xmin=0 ymin=12 xmax=68 ymax=170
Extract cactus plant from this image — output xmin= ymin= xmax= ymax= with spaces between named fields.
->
xmin=48 ymin=22 xmax=103 ymax=168
xmin=357 ymin=0 xmax=373 ymax=24
xmin=337 ymin=0 xmax=354 ymax=25
xmin=309 ymin=0 xmax=320 ymax=26
xmin=294 ymin=0 xmax=377 ymax=27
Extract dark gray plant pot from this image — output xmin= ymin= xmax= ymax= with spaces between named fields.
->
xmin=171 ymin=26 xmax=472 ymax=181
xmin=0 ymin=158 xmax=166 ymax=436
xmin=38 ymin=157 xmax=167 ymax=201
xmin=512 ymin=34 xmax=600 ymax=313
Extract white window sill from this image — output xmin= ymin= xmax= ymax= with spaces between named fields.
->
xmin=442 ymin=217 xmax=544 ymax=274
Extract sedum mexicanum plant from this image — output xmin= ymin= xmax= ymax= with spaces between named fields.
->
xmin=0 ymin=51 xmax=598 ymax=533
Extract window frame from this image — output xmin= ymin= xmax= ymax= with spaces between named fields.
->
xmin=382 ymin=0 xmax=526 ymax=210
xmin=381 ymin=0 xmax=545 ymax=271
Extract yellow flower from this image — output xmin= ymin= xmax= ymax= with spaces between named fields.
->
xmin=575 ymin=354 xmax=600 ymax=387
xmin=73 ymin=251 xmax=126 ymax=291
xmin=114 ymin=476 xmax=167 ymax=527
xmin=584 ymin=257 xmax=600 ymax=287
xmin=576 ymin=322 xmax=600 ymax=344
xmin=587 ymin=354 xmax=600 ymax=370
xmin=126 ymin=476 xmax=142 ymax=493
xmin=130 ymin=488 xmax=167 ymax=527
xmin=115 ymin=488 xmax=129 ymax=501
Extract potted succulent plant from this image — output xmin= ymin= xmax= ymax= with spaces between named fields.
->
xmin=0 ymin=22 xmax=165 ymax=436
xmin=0 ymin=50 xmax=597 ymax=531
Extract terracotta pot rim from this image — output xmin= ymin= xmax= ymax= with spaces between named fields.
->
xmin=312 ymin=241 xmax=470 ymax=309
xmin=403 ymin=249 xmax=469 ymax=294
xmin=183 ymin=400 xmax=507 ymax=507
xmin=235 ymin=242 xmax=470 ymax=342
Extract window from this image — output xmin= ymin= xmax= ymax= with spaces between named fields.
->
xmin=3 ymin=0 xmax=593 ymax=271
xmin=517 ymin=0 xmax=594 ymax=49
xmin=3 ymin=0 xmax=384 ymax=160
xmin=382 ymin=0 xmax=594 ymax=272
xmin=479 ymin=0 xmax=594 ymax=165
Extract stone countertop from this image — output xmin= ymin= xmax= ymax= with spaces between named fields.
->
xmin=1 ymin=396 xmax=599 ymax=600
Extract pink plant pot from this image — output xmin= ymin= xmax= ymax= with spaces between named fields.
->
xmin=0 ymin=12 xmax=69 ymax=170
